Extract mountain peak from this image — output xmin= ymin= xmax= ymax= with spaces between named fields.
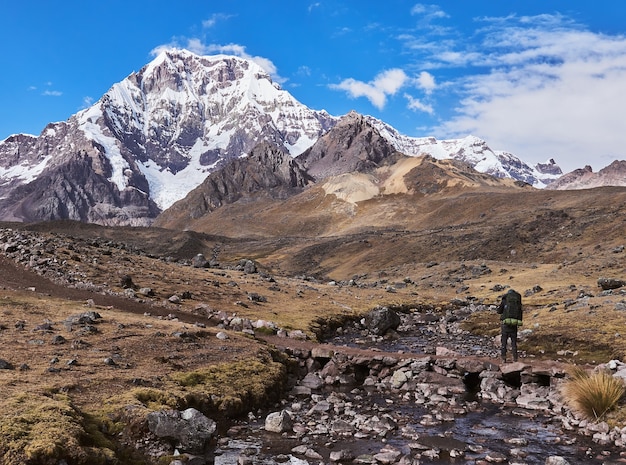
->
xmin=0 ymin=49 xmax=595 ymax=227
xmin=154 ymin=141 xmax=311 ymax=230
xmin=297 ymin=112 xmax=398 ymax=180
xmin=544 ymin=162 xmax=626 ymax=190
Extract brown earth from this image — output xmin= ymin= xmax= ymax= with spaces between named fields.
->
xmin=1 ymin=182 xmax=626 ymax=463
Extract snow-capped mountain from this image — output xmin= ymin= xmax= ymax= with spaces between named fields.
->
xmin=0 ymin=49 xmax=563 ymax=226
xmin=96 ymin=50 xmax=336 ymax=210
xmin=365 ymin=117 xmax=562 ymax=187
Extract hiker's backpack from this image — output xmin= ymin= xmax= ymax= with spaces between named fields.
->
xmin=502 ymin=289 xmax=523 ymax=325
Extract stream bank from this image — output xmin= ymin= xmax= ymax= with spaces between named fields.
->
xmin=170 ymin=304 xmax=626 ymax=465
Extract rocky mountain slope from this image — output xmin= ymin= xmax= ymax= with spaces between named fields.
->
xmin=546 ymin=160 xmax=626 ymax=190
xmin=0 ymin=49 xmax=565 ymax=227
xmin=154 ymin=112 xmax=530 ymax=237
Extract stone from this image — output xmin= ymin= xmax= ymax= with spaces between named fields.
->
xmin=301 ymin=373 xmax=324 ymax=389
xmin=545 ymin=457 xmax=571 ymax=465
xmin=264 ymin=410 xmax=292 ymax=433
xmin=147 ymin=408 xmax=216 ymax=455
xmin=330 ymin=449 xmax=355 ymax=462
xmin=364 ymin=306 xmax=401 ymax=336
xmin=191 ymin=254 xmax=209 ymax=268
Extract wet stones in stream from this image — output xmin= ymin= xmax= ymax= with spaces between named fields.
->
xmin=214 ymin=350 xmax=623 ymax=465
xmin=175 ymin=305 xmax=626 ymax=464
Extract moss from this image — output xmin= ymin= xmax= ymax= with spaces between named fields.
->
xmin=132 ymin=388 xmax=182 ymax=410
xmin=0 ymin=392 xmax=114 ymax=465
xmin=170 ymin=351 xmax=287 ymax=416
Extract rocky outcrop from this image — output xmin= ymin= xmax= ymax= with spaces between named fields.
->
xmin=154 ymin=142 xmax=312 ymax=228
xmin=297 ymin=111 xmax=400 ymax=180
xmin=546 ymin=160 xmax=626 ymax=190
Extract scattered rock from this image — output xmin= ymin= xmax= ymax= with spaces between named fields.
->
xmin=264 ymin=410 xmax=292 ymax=433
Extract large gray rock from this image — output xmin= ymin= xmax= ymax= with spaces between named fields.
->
xmin=598 ymin=277 xmax=625 ymax=290
xmin=364 ymin=306 xmax=401 ymax=336
xmin=264 ymin=410 xmax=293 ymax=433
xmin=191 ymin=254 xmax=209 ymax=268
xmin=147 ymin=408 xmax=217 ymax=454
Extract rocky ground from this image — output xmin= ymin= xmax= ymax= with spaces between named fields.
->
xmin=1 ymin=221 xmax=626 ymax=464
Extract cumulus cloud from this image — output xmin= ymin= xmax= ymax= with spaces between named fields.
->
xmin=404 ymin=93 xmax=433 ymax=114
xmin=407 ymin=14 xmax=626 ymax=172
xmin=330 ymin=69 xmax=408 ymax=110
xmin=415 ymin=71 xmax=436 ymax=94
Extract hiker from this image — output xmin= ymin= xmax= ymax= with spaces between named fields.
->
xmin=497 ymin=289 xmax=523 ymax=363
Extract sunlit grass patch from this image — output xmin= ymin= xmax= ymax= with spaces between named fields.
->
xmin=461 ymin=299 xmax=626 ymax=363
xmin=171 ymin=353 xmax=287 ymax=415
xmin=0 ymin=392 xmax=113 ymax=465
xmin=561 ymin=367 xmax=625 ymax=422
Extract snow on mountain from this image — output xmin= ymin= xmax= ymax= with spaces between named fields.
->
xmin=76 ymin=49 xmax=336 ymax=210
xmin=365 ymin=116 xmax=563 ymax=187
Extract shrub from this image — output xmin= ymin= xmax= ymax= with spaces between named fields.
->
xmin=561 ymin=368 xmax=625 ymax=421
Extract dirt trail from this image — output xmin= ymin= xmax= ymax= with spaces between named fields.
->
xmin=0 ymin=254 xmax=568 ymax=374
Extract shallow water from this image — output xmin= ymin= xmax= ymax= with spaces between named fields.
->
xmin=214 ymin=319 xmax=622 ymax=464
xmin=215 ymin=388 xmax=617 ymax=465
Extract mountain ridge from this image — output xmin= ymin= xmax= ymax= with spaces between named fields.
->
xmin=153 ymin=114 xmax=529 ymax=237
xmin=546 ymin=160 xmax=626 ymax=190
xmin=0 ymin=48 xmax=614 ymax=227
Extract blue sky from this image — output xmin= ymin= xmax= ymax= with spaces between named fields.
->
xmin=2 ymin=1 xmax=626 ymax=173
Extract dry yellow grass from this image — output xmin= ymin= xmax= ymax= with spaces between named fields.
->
xmin=2 ymin=180 xmax=626 ymax=462
xmin=561 ymin=367 xmax=625 ymax=421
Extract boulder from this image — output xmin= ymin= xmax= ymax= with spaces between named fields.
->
xmin=265 ymin=410 xmax=292 ymax=433
xmin=364 ymin=306 xmax=401 ymax=336
xmin=191 ymin=254 xmax=209 ymax=268
xmin=147 ymin=408 xmax=216 ymax=454
xmin=597 ymin=277 xmax=625 ymax=290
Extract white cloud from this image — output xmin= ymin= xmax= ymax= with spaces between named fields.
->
xmin=202 ymin=13 xmax=233 ymax=29
xmin=42 ymin=90 xmax=62 ymax=97
xmin=81 ymin=96 xmax=94 ymax=109
xmin=416 ymin=14 xmax=626 ymax=172
xmin=404 ymin=93 xmax=433 ymax=114
xmin=330 ymin=69 xmax=408 ymax=110
xmin=415 ymin=71 xmax=436 ymax=94
xmin=308 ymin=2 xmax=321 ymax=13
xmin=410 ymin=4 xmax=449 ymax=21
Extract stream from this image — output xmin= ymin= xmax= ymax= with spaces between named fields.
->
xmin=209 ymin=324 xmax=622 ymax=465
xmin=213 ymin=385 xmax=612 ymax=465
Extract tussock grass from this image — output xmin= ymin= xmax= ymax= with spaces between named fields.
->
xmin=561 ymin=367 xmax=625 ymax=422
